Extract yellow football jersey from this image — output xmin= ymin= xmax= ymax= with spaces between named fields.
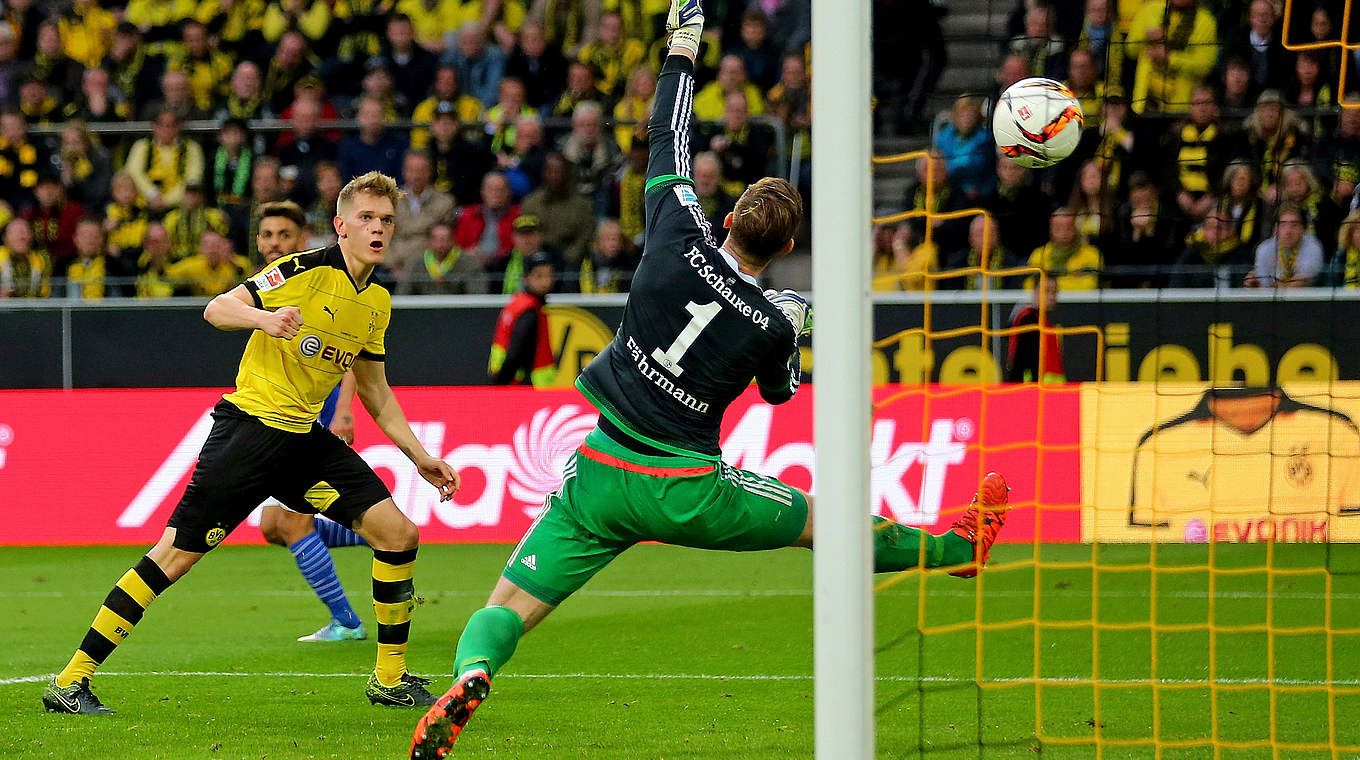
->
xmin=224 ymin=245 xmax=390 ymax=433
xmin=1130 ymin=396 xmax=1360 ymax=541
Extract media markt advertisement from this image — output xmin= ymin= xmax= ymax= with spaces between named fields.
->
xmin=1080 ymin=383 xmax=1360 ymax=543
xmin=0 ymin=385 xmax=1081 ymax=545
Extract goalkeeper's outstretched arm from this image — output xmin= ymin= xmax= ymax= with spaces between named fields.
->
xmin=644 ymin=0 xmax=704 ymax=199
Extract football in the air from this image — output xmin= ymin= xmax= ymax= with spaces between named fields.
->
xmin=993 ymin=77 xmax=1084 ymax=169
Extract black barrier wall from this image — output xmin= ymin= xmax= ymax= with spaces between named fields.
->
xmin=0 ymin=294 xmax=1354 ymax=388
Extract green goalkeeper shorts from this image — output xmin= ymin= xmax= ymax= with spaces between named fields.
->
xmin=501 ymin=426 xmax=809 ymax=606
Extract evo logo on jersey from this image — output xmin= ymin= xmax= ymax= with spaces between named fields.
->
xmin=298 ymin=335 xmax=357 ymax=368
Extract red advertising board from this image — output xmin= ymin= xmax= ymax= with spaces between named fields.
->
xmin=0 ymin=386 xmax=1081 ymax=545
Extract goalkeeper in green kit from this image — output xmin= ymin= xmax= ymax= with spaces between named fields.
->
xmin=409 ymin=2 xmax=1012 ymax=754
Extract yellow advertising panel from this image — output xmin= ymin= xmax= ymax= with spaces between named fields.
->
xmin=1081 ymin=383 xmax=1360 ymax=543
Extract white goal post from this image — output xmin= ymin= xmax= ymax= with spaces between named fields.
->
xmin=811 ymin=0 xmax=874 ymax=758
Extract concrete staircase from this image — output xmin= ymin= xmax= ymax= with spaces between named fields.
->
xmin=774 ymin=0 xmax=1010 ymax=291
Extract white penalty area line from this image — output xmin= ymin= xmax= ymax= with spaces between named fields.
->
xmin=3 ymin=671 xmax=1358 ymax=688
xmin=1 ymin=588 xmax=1355 ymax=601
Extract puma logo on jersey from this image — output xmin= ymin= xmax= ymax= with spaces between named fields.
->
xmin=520 ymin=554 xmax=537 ymax=571
xmin=322 ymin=305 xmax=337 ymax=321
xmin=1187 ymin=467 xmax=1211 ymax=487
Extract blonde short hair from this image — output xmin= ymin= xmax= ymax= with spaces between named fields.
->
xmin=336 ymin=171 xmax=404 ymax=216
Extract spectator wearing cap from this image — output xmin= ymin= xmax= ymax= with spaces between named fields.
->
xmin=505 ymin=21 xmax=568 ymax=109
xmin=377 ymin=14 xmax=439 ymax=110
xmin=29 ymin=20 xmax=82 ymax=103
xmin=338 ymin=96 xmax=409 ymax=181
xmin=549 ymin=60 xmax=607 ymax=118
xmin=559 ymin=101 xmax=621 ymax=214
xmin=125 ymin=108 xmax=206 ymax=214
xmin=484 ymin=77 xmax=538 ymax=153
xmin=1123 ymin=0 xmax=1217 ymax=113
xmin=276 ymin=98 xmax=338 ymax=197
xmin=416 ymin=221 xmax=487 ymax=294
xmin=522 ymin=152 xmax=594 ymax=267
xmin=488 ymin=249 xmax=555 ymax=387
xmin=693 ymin=55 xmax=766 ymax=122
xmin=577 ymin=12 xmax=645 ymax=99
xmin=453 ymin=171 xmax=519 ymax=272
xmin=410 ymin=66 xmax=485 ymax=149
xmin=496 ymin=114 xmax=547 ymax=197
xmin=1243 ymin=90 xmax=1307 ymax=199
xmin=164 ymin=228 xmax=252 ymax=297
xmin=0 ymin=218 xmax=51 ymax=298
xmin=426 ymin=102 xmax=497 ymax=204
xmin=103 ymin=23 xmax=165 ymax=108
xmin=65 ymin=67 xmax=132 ymax=123
xmin=167 ymin=20 xmax=234 ymax=114
xmin=59 ymin=0 xmax=118 ymax=69
xmin=442 ymin=21 xmax=505 ymax=107
xmin=0 ymin=111 xmax=42 ymax=209
xmin=23 ymin=173 xmax=85 ymax=272
xmin=392 ymin=150 xmax=456 ymax=284
xmin=162 ymin=182 xmax=231 ymax=261
xmin=492 ymin=213 xmax=550 ymax=294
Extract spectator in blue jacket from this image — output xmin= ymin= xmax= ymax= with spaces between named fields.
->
xmin=934 ymin=95 xmax=996 ymax=201
xmin=338 ymin=96 xmax=408 ymax=181
xmin=442 ymin=22 xmax=506 ymax=108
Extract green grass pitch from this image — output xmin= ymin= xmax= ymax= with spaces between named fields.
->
xmin=4 ymin=542 xmax=1360 ymax=759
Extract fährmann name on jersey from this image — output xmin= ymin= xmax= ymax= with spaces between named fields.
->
xmin=626 ymin=335 xmax=711 ymax=413
xmin=683 ymin=247 xmax=771 ymax=330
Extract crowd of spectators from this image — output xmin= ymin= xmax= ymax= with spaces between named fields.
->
xmin=873 ymin=0 xmax=1360 ymax=291
xmin=0 ymin=0 xmax=815 ymax=298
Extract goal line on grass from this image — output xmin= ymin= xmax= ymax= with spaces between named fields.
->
xmin=4 ymin=672 xmax=1355 ymax=687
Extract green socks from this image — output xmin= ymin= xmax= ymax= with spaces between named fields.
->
xmin=873 ymin=516 xmax=974 ymax=572
xmin=454 ymin=605 xmax=525 ymax=678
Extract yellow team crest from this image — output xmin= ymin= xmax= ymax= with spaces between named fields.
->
xmin=205 ymin=527 xmax=227 ymax=547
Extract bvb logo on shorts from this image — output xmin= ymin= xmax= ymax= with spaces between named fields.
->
xmin=205 ymin=527 xmax=226 ymax=547
xmin=299 ymin=335 xmax=322 ymax=357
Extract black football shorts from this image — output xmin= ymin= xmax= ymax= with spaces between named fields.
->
xmin=166 ymin=400 xmax=391 ymax=553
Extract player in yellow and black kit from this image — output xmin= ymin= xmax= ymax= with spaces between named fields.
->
xmin=43 ymin=172 xmax=461 ymax=715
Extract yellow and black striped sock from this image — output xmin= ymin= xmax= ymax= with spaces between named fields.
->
xmin=56 ymin=556 xmax=173 ymax=687
xmin=372 ymin=548 xmax=417 ymax=687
